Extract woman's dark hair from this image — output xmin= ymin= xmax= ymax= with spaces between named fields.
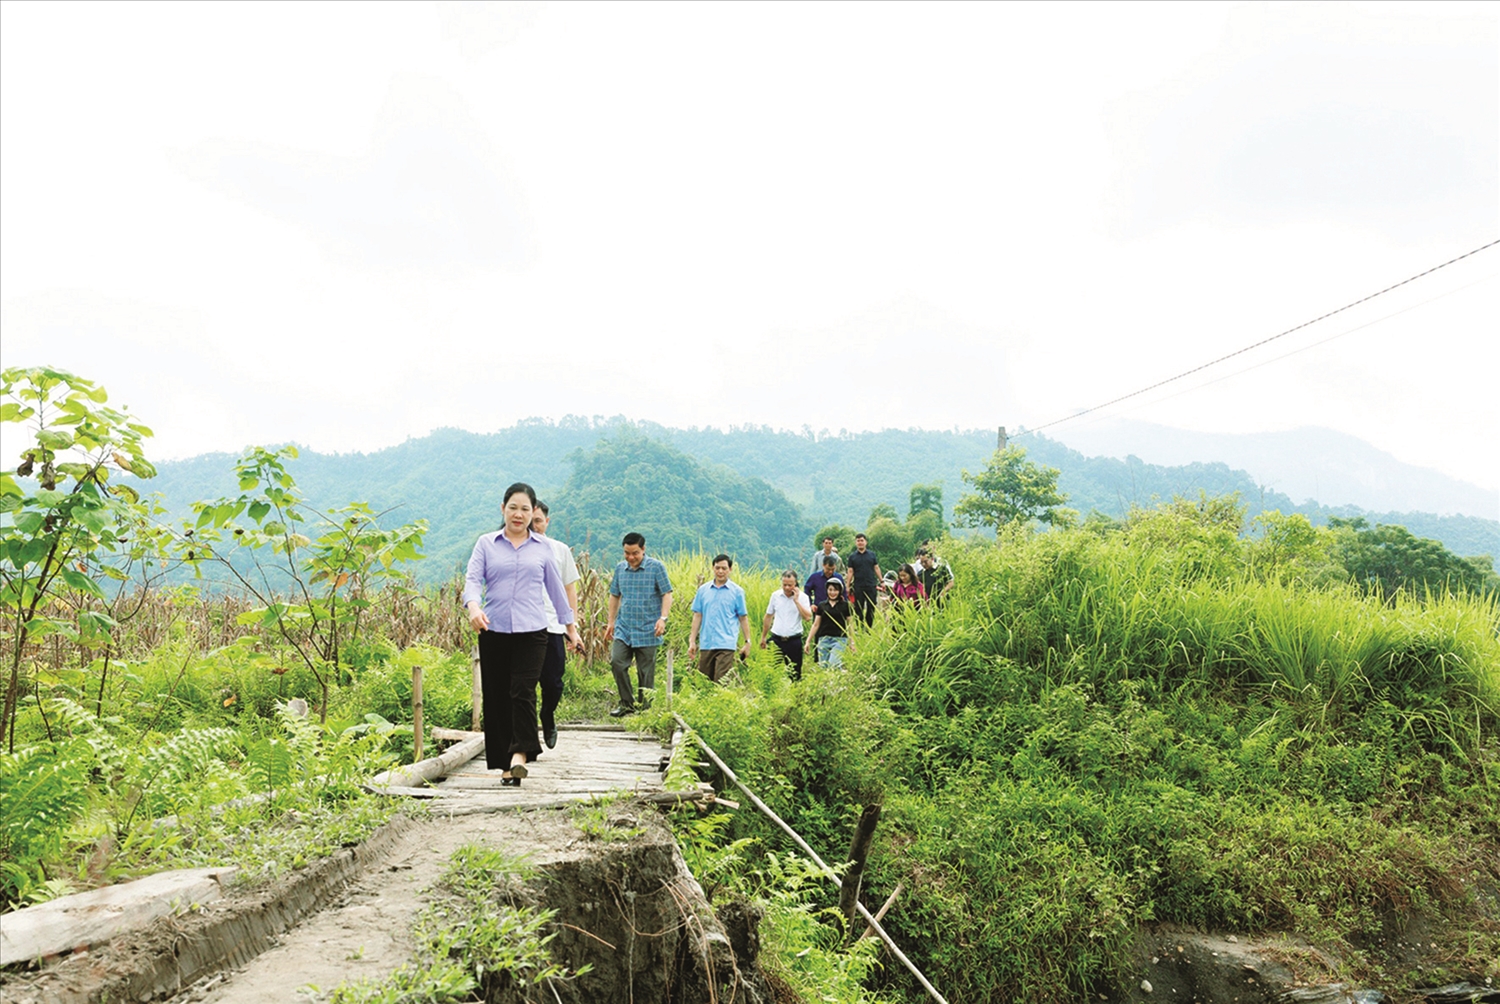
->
xmin=503 ymin=482 xmax=538 ymax=507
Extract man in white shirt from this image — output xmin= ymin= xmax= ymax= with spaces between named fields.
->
xmin=760 ymin=569 xmax=813 ymax=680
xmin=532 ymin=502 xmax=581 ymax=750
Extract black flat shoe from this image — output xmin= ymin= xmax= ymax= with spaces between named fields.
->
xmin=545 ymin=727 xmax=558 ymax=749
xmin=501 ymin=776 xmax=521 ymax=787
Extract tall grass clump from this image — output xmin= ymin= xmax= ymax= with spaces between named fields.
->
xmin=817 ymin=525 xmax=1500 ymax=1002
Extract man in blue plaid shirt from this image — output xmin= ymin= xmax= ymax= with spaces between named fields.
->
xmin=606 ymin=531 xmax=674 ymax=716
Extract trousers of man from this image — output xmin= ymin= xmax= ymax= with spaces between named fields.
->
xmin=539 ymin=632 xmax=567 ymax=734
xmin=853 ymin=588 xmax=878 ymax=627
xmin=770 ymin=632 xmax=804 ymax=680
xmin=477 ymin=629 xmax=546 ymax=769
xmin=610 ymin=639 xmax=657 ymax=708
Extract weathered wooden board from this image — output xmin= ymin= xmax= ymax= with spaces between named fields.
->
xmin=0 ymin=867 xmax=237 ymax=966
xmin=367 ymin=723 xmax=682 ymax=811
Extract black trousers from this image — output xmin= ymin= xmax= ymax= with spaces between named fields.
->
xmin=477 ymin=629 xmax=547 ymax=769
xmin=771 ymin=633 xmax=804 ymax=680
xmin=853 ymin=588 xmax=878 ymax=627
xmin=539 ymin=632 xmax=567 ymax=733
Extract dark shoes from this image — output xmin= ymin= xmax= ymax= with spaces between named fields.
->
xmin=501 ymin=776 xmax=521 ymax=787
xmin=545 ymin=727 xmax=558 ymax=749
xmin=609 ymin=705 xmax=636 ymax=718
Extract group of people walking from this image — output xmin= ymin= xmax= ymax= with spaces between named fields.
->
xmin=464 ymin=490 xmax=954 ymax=777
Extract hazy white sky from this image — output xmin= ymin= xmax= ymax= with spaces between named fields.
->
xmin=3 ymin=1 xmax=1496 ymax=493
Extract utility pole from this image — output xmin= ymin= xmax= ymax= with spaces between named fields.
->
xmin=997 ymin=426 xmax=1008 ymax=451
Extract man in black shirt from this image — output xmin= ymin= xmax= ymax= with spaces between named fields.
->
xmin=845 ymin=533 xmax=882 ymax=627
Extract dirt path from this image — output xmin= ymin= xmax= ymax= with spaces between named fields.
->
xmin=170 ymin=807 xmax=587 ymax=1003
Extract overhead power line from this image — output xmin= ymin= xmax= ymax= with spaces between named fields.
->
xmin=1023 ymin=238 xmax=1500 ymax=436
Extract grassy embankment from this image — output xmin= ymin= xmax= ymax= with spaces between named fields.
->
xmin=659 ymin=529 xmax=1500 ymax=1003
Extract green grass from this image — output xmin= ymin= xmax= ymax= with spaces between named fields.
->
xmin=320 ymin=844 xmax=585 ymax=1003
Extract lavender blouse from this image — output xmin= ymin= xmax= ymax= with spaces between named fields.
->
xmin=462 ymin=530 xmax=575 ymax=634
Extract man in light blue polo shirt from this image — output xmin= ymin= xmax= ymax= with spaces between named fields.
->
xmin=687 ymin=554 xmax=750 ymax=683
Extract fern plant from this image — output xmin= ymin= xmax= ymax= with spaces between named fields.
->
xmin=0 ymin=744 xmax=91 ymax=908
xmin=122 ymin=726 xmax=240 ymax=825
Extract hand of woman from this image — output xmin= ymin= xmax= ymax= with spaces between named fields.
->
xmin=565 ymin=623 xmax=583 ymax=653
xmin=466 ymin=602 xmax=489 ymax=632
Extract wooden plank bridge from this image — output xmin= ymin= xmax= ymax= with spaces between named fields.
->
xmin=367 ymin=724 xmax=713 ymax=813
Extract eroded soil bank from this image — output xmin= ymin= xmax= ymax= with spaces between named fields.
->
xmin=0 ymin=802 xmax=772 ymax=1004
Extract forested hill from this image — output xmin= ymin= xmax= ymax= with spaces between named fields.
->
xmin=136 ymin=420 xmax=1499 ymax=582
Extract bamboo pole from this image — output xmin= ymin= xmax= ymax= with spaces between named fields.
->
xmin=674 ymin=713 xmax=949 ymax=1004
xmin=665 ymin=648 xmax=674 ymax=712
xmin=857 ymin=882 xmax=904 ymax=941
xmin=411 ymin=665 xmax=423 ymax=764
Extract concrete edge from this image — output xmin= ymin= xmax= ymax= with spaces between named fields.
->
xmin=1 ymin=814 xmax=416 ymax=1004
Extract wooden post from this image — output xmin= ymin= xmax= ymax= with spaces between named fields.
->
xmin=411 ymin=665 xmax=423 ymax=764
xmin=840 ymin=803 xmax=882 ymax=936
xmin=665 ymin=648 xmax=674 ymax=712
xmin=470 ymin=645 xmax=482 ymax=731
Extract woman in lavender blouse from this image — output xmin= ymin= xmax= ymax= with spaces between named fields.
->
xmin=463 ymin=483 xmax=581 ymax=784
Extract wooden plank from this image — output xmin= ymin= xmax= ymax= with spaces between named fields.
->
xmin=440 ymin=779 xmax=666 ymax=792
xmin=432 ymin=787 xmax=713 ymax=814
xmin=0 ymin=867 xmax=237 ymax=966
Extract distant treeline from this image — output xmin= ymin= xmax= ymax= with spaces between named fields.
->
xmin=131 ymin=419 xmax=1498 ymax=583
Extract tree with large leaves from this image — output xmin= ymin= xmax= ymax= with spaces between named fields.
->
xmin=954 ymin=445 xmax=1071 ymax=531
xmin=1 ymin=367 xmax=157 ymax=750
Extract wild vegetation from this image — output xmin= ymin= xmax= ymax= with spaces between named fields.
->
xmin=661 ymin=499 xmax=1500 ymax=1002
xmin=4 ymin=368 xmax=1497 ymax=1003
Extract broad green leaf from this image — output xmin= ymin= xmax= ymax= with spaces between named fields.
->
xmin=25 ymin=617 xmax=78 ymax=643
xmin=13 ymin=513 xmax=47 ymax=539
xmin=77 ymin=609 xmax=118 ymax=635
xmin=36 ymin=429 xmax=74 ymax=450
xmin=58 ymin=567 xmax=107 ymax=599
